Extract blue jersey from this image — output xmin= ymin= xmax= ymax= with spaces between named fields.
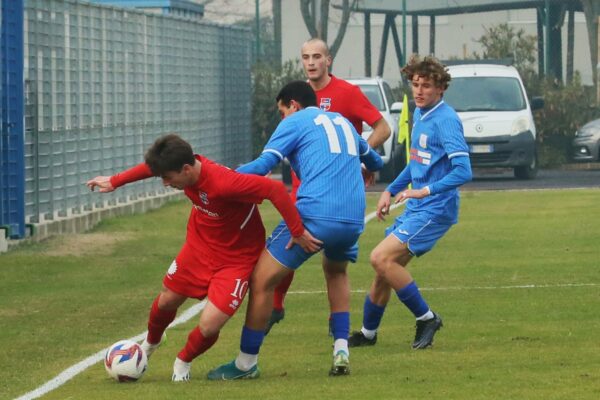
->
xmin=390 ymin=100 xmax=470 ymax=224
xmin=264 ymin=107 xmax=374 ymax=224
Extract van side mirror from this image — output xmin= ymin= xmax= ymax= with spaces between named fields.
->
xmin=390 ymin=102 xmax=403 ymax=113
xmin=530 ymin=96 xmax=544 ymax=111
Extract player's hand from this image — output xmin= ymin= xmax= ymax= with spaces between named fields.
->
xmin=376 ymin=191 xmax=392 ymax=221
xmin=362 ymin=166 xmax=376 ymax=187
xmin=287 ymin=228 xmax=323 ymax=253
xmin=86 ymin=176 xmax=115 ymax=193
xmin=396 ymin=187 xmax=429 ymax=203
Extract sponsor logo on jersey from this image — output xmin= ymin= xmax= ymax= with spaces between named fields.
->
xmin=319 ymin=98 xmax=331 ymax=111
xmin=193 ymin=204 xmax=219 ymax=217
xmin=198 ymin=191 xmax=209 ymax=205
xmin=410 ymin=148 xmax=432 ymax=165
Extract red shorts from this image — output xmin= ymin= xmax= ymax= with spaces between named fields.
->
xmin=163 ymin=242 xmax=256 ymax=316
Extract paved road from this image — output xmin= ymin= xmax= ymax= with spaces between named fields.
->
xmin=367 ymin=166 xmax=600 ymax=192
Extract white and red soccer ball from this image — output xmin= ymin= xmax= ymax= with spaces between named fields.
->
xmin=104 ymin=340 xmax=148 ymax=382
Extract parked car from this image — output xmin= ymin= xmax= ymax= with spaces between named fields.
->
xmin=572 ymin=118 xmax=600 ymax=162
xmin=444 ymin=63 xmax=544 ymax=179
xmin=345 ymin=77 xmax=406 ymax=181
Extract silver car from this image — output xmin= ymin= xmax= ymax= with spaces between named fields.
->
xmin=572 ymin=118 xmax=600 ymax=162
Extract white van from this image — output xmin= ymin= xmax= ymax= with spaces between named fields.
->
xmin=444 ymin=63 xmax=544 ymax=179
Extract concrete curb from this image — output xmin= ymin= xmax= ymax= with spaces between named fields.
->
xmin=2 ymin=192 xmax=185 ymax=253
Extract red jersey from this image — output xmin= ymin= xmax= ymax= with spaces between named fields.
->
xmin=110 ymin=155 xmax=304 ymax=265
xmin=314 ymin=74 xmax=382 ymax=134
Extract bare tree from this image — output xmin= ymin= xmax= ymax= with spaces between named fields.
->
xmin=299 ymin=0 xmax=356 ymax=61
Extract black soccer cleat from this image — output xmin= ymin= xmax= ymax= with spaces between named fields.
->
xmin=348 ymin=330 xmax=377 ymax=347
xmin=412 ymin=313 xmax=443 ymax=349
xmin=264 ymin=308 xmax=285 ymax=335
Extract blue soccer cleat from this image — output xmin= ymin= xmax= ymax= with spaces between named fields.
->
xmin=207 ymin=360 xmax=260 ymax=380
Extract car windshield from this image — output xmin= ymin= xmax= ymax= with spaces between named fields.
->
xmin=355 ymin=84 xmax=386 ymax=111
xmin=444 ymin=77 xmax=526 ymax=112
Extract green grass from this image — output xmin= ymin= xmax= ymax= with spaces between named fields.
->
xmin=1 ymin=189 xmax=600 ymax=399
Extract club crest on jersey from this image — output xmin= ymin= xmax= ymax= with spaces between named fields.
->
xmin=198 ymin=191 xmax=209 ymax=205
xmin=319 ymin=98 xmax=331 ymax=111
xmin=419 ymin=133 xmax=428 ymax=149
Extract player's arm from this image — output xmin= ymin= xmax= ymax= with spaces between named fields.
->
xmin=366 ymin=117 xmax=391 ymax=148
xmin=427 ymin=156 xmax=472 ymax=195
xmin=426 ymin=118 xmax=472 ymax=195
xmin=219 ymin=171 xmax=322 ymax=253
xmin=236 ymin=151 xmax=281 ymax=176
xmin=358 ymin=141 xmax=383 ymax=172
xmin=87 ymin=163 xmax=153 ymax=193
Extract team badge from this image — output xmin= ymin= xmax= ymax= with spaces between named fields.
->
xmin=319 ymin=98 xmax=331 ymax=111
xmin=198 ymin=191 xmax=209 ymax=205
xmin=419 ymin=133 xmax=428 ymax=149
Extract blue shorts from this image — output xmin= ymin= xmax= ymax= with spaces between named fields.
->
xmin=266 ymin=218 xmax=363 ymax=270
xmin=385 ymin=211 xmax=452 ymax=257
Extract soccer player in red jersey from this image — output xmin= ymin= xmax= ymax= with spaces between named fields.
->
xmin=267 ymin=38 xmax=391 ymax=333
xmin=86 ymin=134 xmax=321 ymax=381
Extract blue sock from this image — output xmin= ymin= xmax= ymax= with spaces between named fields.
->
xmin=240 ymin=325 xmax=265 ymax=355
xmin=330 ymin=312 xmax=350 ymax=341
xmin=362 ymin=294 xmax=386 ymax=330
xmin=396 ymin=281 xmax=429 ymax=318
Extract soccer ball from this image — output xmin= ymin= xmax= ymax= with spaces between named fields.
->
xmin=104 ymin=340 xmax=148 ymax=382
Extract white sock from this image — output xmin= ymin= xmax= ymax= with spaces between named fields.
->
xmin=235 ymin=351 xmax=258 ymax=371
xmin=333 ymin=339 xmax=349 ymax=356
xmin=360 ymin=327 xmax=377 ymax=340
xmin=416 ymin=310 xmax=434 ymax=321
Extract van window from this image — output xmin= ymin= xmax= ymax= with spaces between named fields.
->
xmin=356 ymin=84 xmax=385 ymax=111
xmin=444 ymin=77 xmax=526 ymax=112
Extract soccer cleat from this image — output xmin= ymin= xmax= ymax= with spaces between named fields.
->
xmin=329 ymin=350 xmax=350 ymax=376
xmin=207 ymin=360 xmax=260 ymax=381
xmin=172 ymin=357 xmax=191 ymax=382
xmin=140 ymin=332 xmax=167 ymax=358
xmin=348 ymin=330 xmax=377 ymax=347
xmin=412 ymin=313 xmax=443 ymax=349
xmin=264 ymin=308 xmax=285 ymax=335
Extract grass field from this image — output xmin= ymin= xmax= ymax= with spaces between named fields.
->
xmin=1 ymin=189 xmax=600 ymax=400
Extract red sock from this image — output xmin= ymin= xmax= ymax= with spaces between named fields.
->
xmin=273 ymin=271 xmax=295 ymax=311
xmin=177 ymin=326 xmax=219 ymax=362
xmin=146 ymin=295 xmax=177 ymax=344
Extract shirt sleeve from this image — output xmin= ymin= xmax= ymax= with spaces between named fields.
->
xmin=350 ymin=85 xmax=384 ymax=127
xmin=440 ymin=116 xmax=470 ymax=159
xmin=110 ymin=163 xmax=153 ymax=188
xmin=217 ymin=169 xmax=304 ymax=237
xmin=358 ymin=137 xmax=383 ymax=171
xmin=386 ymin=166 xmax=412 ymax=196
xmin=428 ymin=156 xmax=472 ymax=195
xmin=236 ymin=151 xmax=281 ymax=176
xmin=262 ymin=117 xmax=300 ymax=161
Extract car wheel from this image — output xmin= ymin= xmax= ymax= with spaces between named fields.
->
xmin=514 ymin=151 xmax=538 ymax=179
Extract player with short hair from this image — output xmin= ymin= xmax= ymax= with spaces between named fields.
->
xmin=267 ymin=37 xmax=391 ymax=333
xmin=207 ymin=80 xmax=383 ymax=379
xmin=86 ymin=134 xmax=321 ymax=381
xmin=348 ymin=55 xmax=472 ymax=349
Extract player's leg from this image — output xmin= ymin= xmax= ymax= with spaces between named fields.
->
xmin=142 ymin=253 xmax=195 ymax=358
xmin=322 ymin=256 xmax=351 ymax=376
xmin=267 ymin=170 xmax=301 ymax=334
xmin=172 ymin=301 xmax=230 ymax=382
xmin=207 ymin=249 xmax=292 ymax=380
xmin=370 ymin=216 xmax=450 ymax=349
xmin=208 ymin=220 xmax=315 ymax=380
xmin=266 ymin=270 xmax=294 ymax=335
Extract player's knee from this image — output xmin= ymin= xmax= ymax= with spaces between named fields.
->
xmin=197 ymin=323 xmax=220 ymax=339
xmin=370 ymin=249 xmax=389 ymax=276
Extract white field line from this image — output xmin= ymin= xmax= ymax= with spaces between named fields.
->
xmin=14 ymin=301 xmax=207 ymax=400
xmin=15 ymin=198 xmax=597 ymax=399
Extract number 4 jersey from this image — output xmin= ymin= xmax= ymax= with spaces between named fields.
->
xmin=263 ymin=106 xmax=378 ymax=225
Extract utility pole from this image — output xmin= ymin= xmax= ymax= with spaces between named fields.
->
xmin=402 ymin=0 xmax=406 ymax=65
